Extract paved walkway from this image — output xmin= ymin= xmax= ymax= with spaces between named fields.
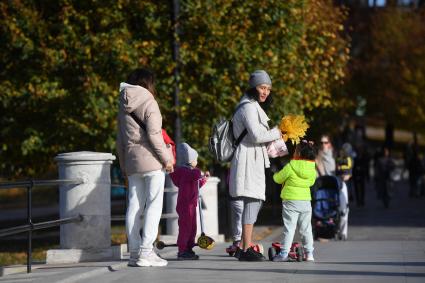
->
xmin=1 ymin=240 xmax=424 ymax=283
xmin=1 ymin=180 xmax=425 ymax=283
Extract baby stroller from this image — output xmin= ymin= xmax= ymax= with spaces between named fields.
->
xmin=311 ymin=176 xmax=341 ymax=239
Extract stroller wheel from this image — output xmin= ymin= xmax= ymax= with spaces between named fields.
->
xmin=268 ymin=247 xmax=277 ymax=261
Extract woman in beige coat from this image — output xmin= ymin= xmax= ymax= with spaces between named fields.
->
xmin=116 ymin=68 xmax=173 ymax=267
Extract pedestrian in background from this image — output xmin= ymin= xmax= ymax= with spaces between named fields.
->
xmin=353 ymin=145 xmax=370 ymax=207
xmin=375 ymin=146 xmax=396 ymax=208
xmin=407 ymin=144 xmax=423 ymax=198
xmin=336 ymin=142 xmax=355 ymax=201
xmin=316 ymin=135 xmax=336 ymax=177
xmin=418 ymin=153 xmax=425 ymax=197
xmin=316 ymin=135 xmax=349 ymax=240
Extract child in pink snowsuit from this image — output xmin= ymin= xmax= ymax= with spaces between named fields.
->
xmin=170 ymin=143 xmax=208 ymax=260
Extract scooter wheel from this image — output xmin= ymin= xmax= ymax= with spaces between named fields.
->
xmin=156 ymin=241 xmax=165 ymax=250
xmin=268 ymin=247 xmax=276 ymax=261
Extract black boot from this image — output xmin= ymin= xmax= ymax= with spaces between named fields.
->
xmin=234 ymin=247 xmax=242 ymax=259
xmin=238 ymin=247 xmax=265 ymax=262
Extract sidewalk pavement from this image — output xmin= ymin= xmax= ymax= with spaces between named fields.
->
xmin=1 ymin=239 xmax=424 ymax=283
xmin=1 ymin=180 xmax=425 ymax=282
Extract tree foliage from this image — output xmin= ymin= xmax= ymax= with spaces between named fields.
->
xmin=348 ymin=7 xmax=425 ymax=132
xmin=0 ymin=0 xmax=349 ymax=177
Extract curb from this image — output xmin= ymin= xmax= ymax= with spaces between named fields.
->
xmin=0 ymin=263 xmax=45 ymax=277
xmin=0 ymin=247 xmax=177 ymax=280
xmin=55 ymin=262 xmax=128 ymax=283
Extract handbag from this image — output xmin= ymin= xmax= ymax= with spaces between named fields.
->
xmin=161 ymin=129 xmax=176 ymax=165
xmin=130 ymin=112 xmax=176 ymax=165
xmin=267 ymin=138 xmax=288 ymax=158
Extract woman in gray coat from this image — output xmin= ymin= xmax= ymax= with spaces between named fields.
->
xmin=229 ymin=70 xmax=282 ymax=261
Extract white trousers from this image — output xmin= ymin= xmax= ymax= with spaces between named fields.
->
xmin=339 ymin=181 xmax=349 ymax=239
xmin=126 ymin=170 xmax=165 ymax=254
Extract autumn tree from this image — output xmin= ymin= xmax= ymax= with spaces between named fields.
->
xmin=347 ymin=6 xmax=425 ymax=133
xmin=0 ymin=0 xmax=349 ymax=177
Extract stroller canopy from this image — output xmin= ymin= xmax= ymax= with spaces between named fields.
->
xmin=312 ymin=176 xmax=340 ymax=220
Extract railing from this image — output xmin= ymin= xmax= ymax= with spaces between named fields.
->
xmin=1 ymin=179 xmax=178 ymax=273
xmin=0 ymin=179 xmax=83 ymax=273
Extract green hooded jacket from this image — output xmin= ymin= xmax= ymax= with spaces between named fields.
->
xmin=273 ymin=159 xmax=317 ymax=201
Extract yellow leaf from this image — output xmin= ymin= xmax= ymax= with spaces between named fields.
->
xmin=279 ymin=115 xmax=309 ymax=145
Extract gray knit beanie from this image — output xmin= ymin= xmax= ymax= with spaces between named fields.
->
xmin=177 ymin=143 xmax=198 ymax=166
xmin=248 ymin=70 xmax=272 ymax=88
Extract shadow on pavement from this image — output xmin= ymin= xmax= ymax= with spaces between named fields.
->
xmin=174 ymin=266 xmax=425 ymax=278
xmin=319 ymin=261 xmax=425 ymax=266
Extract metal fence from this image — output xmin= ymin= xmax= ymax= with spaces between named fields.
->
xmin=1 ymin=180 xmax=178 ymax=273
xmin=0 ymin=179 xmax=83 ymax=273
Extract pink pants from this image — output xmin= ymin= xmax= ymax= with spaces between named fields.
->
xmin=177 ymin=204 xmax=197 ymax=253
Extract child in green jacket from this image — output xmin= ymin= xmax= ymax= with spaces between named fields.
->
xmin=273 ymin=140 xmax=317 ymax=262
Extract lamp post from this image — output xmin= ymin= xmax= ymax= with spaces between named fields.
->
xmin=171 ymin=0 xmax=182 ymax=146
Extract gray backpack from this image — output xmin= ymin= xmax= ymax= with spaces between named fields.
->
xmin=209 ymin=102 xmax=250 ymax=162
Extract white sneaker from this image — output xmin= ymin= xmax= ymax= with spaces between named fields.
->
xmin=129 ymin=251 xmax=168 ymax=267
xmin=305 ymin=253 xmax=315 ymax=262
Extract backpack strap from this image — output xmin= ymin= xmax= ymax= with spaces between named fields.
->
xmin=233 ymin=101 xmax=251 ymax=146
xmin=233 ymin=101 xmax=251 ymax=117
xmin=120 ymin=87 xmax=148 ymax=131
xmin=235 ymin=128 xmax=248 ymax=146
xmin=130 ymin=112 xmax=147 ymax=131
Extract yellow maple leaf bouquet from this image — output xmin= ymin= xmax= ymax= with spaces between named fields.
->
xmin=279 ymin=115 xmax=309 ymax=145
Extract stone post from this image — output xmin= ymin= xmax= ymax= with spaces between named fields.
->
xmin=47 ymin=151 xmax=117 ymax=263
